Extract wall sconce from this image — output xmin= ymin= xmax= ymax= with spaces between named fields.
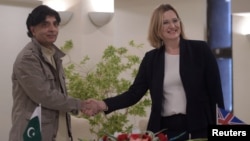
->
xmin=59 ymin=11 xmax=73 ymax=26
xmin=88 ymin=12 xmax=114 ymax=27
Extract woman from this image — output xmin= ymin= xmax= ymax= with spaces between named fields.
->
xmin=85 ymin=4 xmax=225 ymax=140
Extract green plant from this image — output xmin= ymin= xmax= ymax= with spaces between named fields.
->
xmin=61 ymin=40 xmax=151 ymax=140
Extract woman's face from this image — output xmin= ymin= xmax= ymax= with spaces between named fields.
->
xmin=161 ymin=10 xmax=181 ymax=41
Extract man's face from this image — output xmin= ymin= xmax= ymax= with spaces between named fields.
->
xmin=30 ymin=15 xmax=59 ymax=48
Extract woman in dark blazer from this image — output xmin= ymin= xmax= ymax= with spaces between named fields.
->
xmin=85 ymin=3 xmax=224 ymax=140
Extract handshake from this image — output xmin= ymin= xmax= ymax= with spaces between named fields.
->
xmin=80 ymin=99 xmax=108 ymax=116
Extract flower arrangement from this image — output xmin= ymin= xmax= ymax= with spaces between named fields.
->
xmin=100 ymin=129 xmax=208 ymax=141
xmin=102 ymin=130 xmax=168 ymax=141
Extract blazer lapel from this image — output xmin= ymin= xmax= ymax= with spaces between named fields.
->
xmin=151 ymin=47 xmax=165 ymax=98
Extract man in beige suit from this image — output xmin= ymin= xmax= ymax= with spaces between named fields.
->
xmin=9 ymin=5 xmax=95 ymax=141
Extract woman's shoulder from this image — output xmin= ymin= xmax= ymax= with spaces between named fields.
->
xmin=146 ymin=48 xmax=159 ymax=53
xmin=180 ymin=39 xmax=210 ymax=52
xmin=144 ymin=48 xmax=164 ymax=59
xmin=182 ymin=38 xmax=207 ymax=45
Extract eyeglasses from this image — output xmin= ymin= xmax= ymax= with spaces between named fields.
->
xmin=163 ymin=18 xmax=180 ymax=26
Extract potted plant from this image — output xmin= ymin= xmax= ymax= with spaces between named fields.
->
xmin=61 ymin=40 xmax=151 ymax=140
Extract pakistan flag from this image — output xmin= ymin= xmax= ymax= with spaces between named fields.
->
xmin=23 ymin=106 xmax=42 ymax=141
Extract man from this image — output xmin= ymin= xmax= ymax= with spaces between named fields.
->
xmin=9 ymin=5 xmax=91 ymax=141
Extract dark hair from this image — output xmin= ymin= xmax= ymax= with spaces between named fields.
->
xmin=26 ymin=5 xmax=61 ymax=38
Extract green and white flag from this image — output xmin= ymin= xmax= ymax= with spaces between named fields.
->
xmin=23 ymin=105 xmax=42 ymax=141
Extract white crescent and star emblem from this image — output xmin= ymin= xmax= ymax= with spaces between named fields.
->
xmin=27 ymin=127 xmax=36 ymax=138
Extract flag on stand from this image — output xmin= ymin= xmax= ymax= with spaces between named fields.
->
xmin=23 ymin=105 xmax=42 ymax=141
xmin=217 ymin=107 xmax=246 ymax=125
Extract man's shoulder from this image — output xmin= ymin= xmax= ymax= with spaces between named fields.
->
xmin=15 ymin=41 xmax=40 ymax=62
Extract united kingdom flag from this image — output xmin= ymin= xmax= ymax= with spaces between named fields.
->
xmin=217 ymin=107 xmax=246 ymax=125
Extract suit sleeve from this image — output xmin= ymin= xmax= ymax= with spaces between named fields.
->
xmin=14 ymin=52 xmax=82 ymax=112
xmin=103 ymin=53 xmax=150 ymax=114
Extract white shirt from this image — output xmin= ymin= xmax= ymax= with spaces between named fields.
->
xmin=161 ymin=52 xmax=187 ymax=116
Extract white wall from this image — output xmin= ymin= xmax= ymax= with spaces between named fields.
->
xmin=114 ymin=0 xmax=206 ymax=50
xmin=231 ymin=0 xmax=250 ymax=124
xmin=1 ymin=0 xmax=250 ymax=140
xmin=232 ymin=14 xmax=250 ymax=124
xmin=232 ymin=0 xmax=250 ymax=13
xmin=0 ymin=2 xmax=36 ymax=140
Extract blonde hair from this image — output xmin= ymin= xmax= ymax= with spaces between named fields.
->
xmin=147 ymin=4 xmax=186 ymax=48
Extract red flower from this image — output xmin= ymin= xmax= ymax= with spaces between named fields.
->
xmin=129 ymin=133 xmax=152 ymax=141
xmin=130 ymin=134 xmax=140 ymax=139
xmin=117 ymin=133 xmax=129 ymax=141
xmin=156 ymin=133 xmax=168 ymax=141
xmin=102 ymin=135 xmax=108 ymax=141
xmin=141 ymin=133 xmax=152 ymax=141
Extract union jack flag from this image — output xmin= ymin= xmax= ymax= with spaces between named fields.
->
xmin=217 ymin=107 xmax=246 ymax=125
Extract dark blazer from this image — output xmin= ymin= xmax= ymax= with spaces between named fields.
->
xmin=104 ymin=38 xmax=225 ymax=133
